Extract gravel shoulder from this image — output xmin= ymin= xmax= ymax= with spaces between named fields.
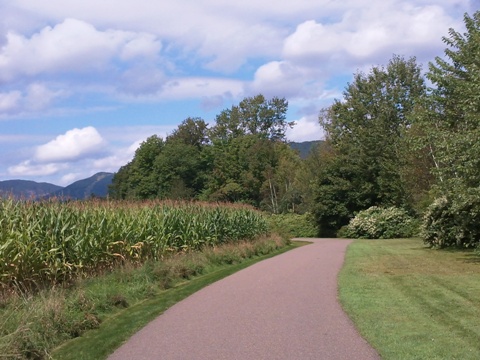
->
xmin=109 ymin=238 xmax=380 ymax=360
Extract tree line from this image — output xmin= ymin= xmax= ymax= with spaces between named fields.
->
xmin=110 ymin=11 xmax=480 ymax=247
xmin=109 ymin=94 xmax=310 ymax=214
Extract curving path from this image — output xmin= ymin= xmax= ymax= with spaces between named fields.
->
xmin=109 ymin=238 xmax=380 ymax=360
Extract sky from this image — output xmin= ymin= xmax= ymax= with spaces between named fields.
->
xmin=0 ymin=1 xmax=478 ymax=186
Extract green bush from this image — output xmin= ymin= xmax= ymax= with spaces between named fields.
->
xmin=422 ymin=189 xmax=480 ymax=248
xmin=267 ymin=212 xmax=318 ymax=238
xmin=339 ymin=206 xmax=418 ymax=239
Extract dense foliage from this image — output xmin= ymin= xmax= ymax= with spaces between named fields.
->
xmin=413 ymin=12 xmax=480 ymax=247
xmin=422 ymin=188 xmax=480 ymax=248
xmin=267 ymin=213 xmax=318 ymax=239
xmin=339 ymin=206 xmax=418 ymax=239
xmin=0 ymin=198 xmax=267 ymax=288
xmin=314 ymin=55 xmax=426 ymax=236
xmin=109 ymin=95 xmax=307 ymax=213
xmin=312 ymin=11 xmax=480 ymax=246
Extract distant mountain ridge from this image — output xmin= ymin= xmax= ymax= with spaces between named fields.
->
xmin=0 ymin=172 xmax=114 ymax=200
xmin=49 ymin=172 xmax=114 ymax=199
xmin=0 ymin=180 xmax=63 ymax=199
xmin=289 ymin=140 xmax=323 ymax=158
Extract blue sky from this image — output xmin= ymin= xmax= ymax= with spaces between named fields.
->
xmin=0 ymin=0 xmax=477 ymax=185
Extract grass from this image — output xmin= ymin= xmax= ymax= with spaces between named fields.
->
xmin=338 ymin=238 xmax=480 ymax=360
xmin=32 ymin=238 xmax=303 ymax=360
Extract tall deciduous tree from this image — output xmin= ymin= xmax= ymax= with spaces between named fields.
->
xmin=314 ymin=56 xmax=426 ymax=235
xmin=414 ymin=11 xmax=480 ymax=192
xmin=110 ymin=135 xmax=165 ymax=199
xmin=210 ymin=94 xmax=293 ymax=142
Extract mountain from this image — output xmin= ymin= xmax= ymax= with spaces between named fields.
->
xmin=0 ymin=172 xmax=114 ymax=200
xmin=0 ymin=180 xmax=63 ymax=199
xmin=50 ymin=172 xmax=114 ymax=200
xmin=289 ymin=140 xmax=323 ymax=159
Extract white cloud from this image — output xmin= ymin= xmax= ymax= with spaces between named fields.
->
xmin=286 ymin=115 xmax=324 ymax=142
xmin=248 ymin=61 xmax=313 ymax=99
xmin=58 ymin=172 xmax=83 ymax=186
xmin=117 ymin=66 xmax=166 ymax=95
xmin=158 ymin=77 xmax=244 ymax=101
xmin=0 ymin=83 xmax=65 ymax=117
xmin=92 ymin=145 xmax=138 ymax=172
xmin=0 ymin=18 xmax=162 ymax=81
xmin=101 ymin=125 xmax=174 ymax=143
xmin=25 ymin=83 xmax=65 ymax=110
xmin=8 ymin=160 xmax=62 ymax=177
xmin=282 ymin=4 xmax=460 ymax=68
xmin=0 ymin=91 xmax=22 ymax=113
xmin=35 ymin=126 xmax=106 ymax=163
xmin=8 ymin=1 xmax=287 ymax=73
xmin=120 ymin=33 xmax=161 ymax=61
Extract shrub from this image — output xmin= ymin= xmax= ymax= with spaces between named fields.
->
xmin=339 ymin=206 xmax=418 ymax=239
xmin=422 ymin=188 xmax=480 ymax=248
xmin=267 ymin=212 xmax=318 ymax=238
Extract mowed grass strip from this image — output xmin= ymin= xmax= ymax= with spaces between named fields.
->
xmin=339 ymin=238 xmax=480 ymax=360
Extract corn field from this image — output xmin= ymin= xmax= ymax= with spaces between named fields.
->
xmin=0 ymin=198 xmax=268 ymax=288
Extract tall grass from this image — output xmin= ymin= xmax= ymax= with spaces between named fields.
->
xmin=0 ymin=198 xmax=268 ymax=289
xmin=1 ymin=236 xmax=290 ymax=360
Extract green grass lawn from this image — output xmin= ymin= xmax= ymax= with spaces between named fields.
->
xmin=339 ymin=238 xmax=480 ymax=360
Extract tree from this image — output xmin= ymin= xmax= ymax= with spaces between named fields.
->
xmin=260 ymin=143 xmax=303 ymax=214
xmin=414 ymin=11 xmax=480 ymax=192
xmin=410 ymin=11 xmax=480 ymax=248
xmin=314 ymin=56 xmax=426 ymax=235
xmin=109 ymin=119 xmax=211 ymax=200
xmin=153 ymin=139 xmax=209 ymax=199
xmin=109 ymin=135 xmax=165 ymax=199
xmin=166 ymin=117 xmax=209 ymax=148
xmin=210 ymin=94 xmax=293 ymax=142
xmin=204 ymin=134 xmax=278 ymax=205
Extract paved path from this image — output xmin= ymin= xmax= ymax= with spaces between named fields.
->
xmin=109 ymin=238 xmax=380 ymax=360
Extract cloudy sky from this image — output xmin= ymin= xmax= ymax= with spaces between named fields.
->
xmin=0 ymin=1 xmax=477 ymax=185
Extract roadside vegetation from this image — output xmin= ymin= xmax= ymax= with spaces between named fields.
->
xmin=339 ymin=238 xmax=480 ymax=359
xmin=266 ymin=212 xmax=317 ymax=239
xmin=0 ymin=198 xmax=268 ymax=289
xmin=0 ymin=197 xmax=297 ymax=359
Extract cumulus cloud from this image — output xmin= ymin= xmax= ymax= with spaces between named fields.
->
xmin=159 ymin=77 xmax=244 ymax=101
xmin=286 ymin=114 xmax=324 ymax=142
xmin=0 ymin=18 xmax=162 ymax=81
xmin=5 ymin=126 xmax=133 ymax=183
xmin=24 ymin=83 xmax=65 ymax=110
xmin=35 ymin=126 xmax=106 ymax=163
xmin=0 ymin=83 xmax=65 ymax=117
xmin=117 ymin=66 xmax=166 ymax=95
xmin=200 ymin=92 xmax=235 ymax=111
xmin=0 ymin=90 xmax=22 ymax=113
xmin=248 ymin=61 xmax=313 ymax=99
xmin=282 ymin=4 xmax=460 ymax=68
xmin=92 ymin=140 xmax=141 ymax=171
xmin=8 ymin=160 xmax=63 ymax=177
xmin=120 ymin=33 xmax=162 ymax=61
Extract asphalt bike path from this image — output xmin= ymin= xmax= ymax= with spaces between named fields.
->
xmin=109 ymin=238 xmax=380 ymax=360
